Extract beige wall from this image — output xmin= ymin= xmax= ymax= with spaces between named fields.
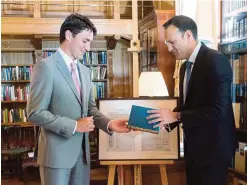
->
xmin=175 ymin=0 xmax=220 ymax=50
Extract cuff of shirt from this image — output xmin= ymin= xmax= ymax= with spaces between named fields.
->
xmin=107 ymin=120 xmax=114 ymax=134
xmin=73 ymin=121 xmax=77 ymax=134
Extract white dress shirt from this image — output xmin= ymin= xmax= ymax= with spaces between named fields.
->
xmin=58 ymin=48 xmax=79 ymax=134
xmin=183 ymin=42 xmax=202 ymax=103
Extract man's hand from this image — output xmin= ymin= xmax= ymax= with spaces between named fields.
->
xmin=76 ymin=116 xmax=95 ymax=133
xmin=108 ymin=119 xmax=130 ymax=133
xmin=146 ymin=109 xmax=177 ymax=128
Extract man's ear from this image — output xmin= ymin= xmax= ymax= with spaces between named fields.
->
xmin=184 ymin=30 xmax=193 ymax=40
xmin=65 ymin=30 xmax=73 ymax=42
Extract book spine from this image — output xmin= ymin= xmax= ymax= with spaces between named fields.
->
xmin=127 ymin=125 xmax=159 ymax=134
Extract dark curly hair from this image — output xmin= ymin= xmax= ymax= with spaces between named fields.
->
xmin=59 ymin=13 xmax=97 ymax=44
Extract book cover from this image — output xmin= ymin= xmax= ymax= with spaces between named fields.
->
xmin=128 ymin=105 xmax=160 ymax=134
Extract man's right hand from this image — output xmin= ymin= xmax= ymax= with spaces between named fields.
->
xmin=76 ymin=116 xmax=95 ymax=133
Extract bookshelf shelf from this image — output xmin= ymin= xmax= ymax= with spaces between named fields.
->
xmin=220 ymin=37 xmax=247 ymax=45
xmin=42 ymin=48 xmax=57 ymax=51
xmin=92 ymin=79 xmax=107 ymax=82
xmin=225 ymin=6 xmax=247 ymax=18
xmin=1 ymin=101 xmax=27 ymax=103
xmin=221 ymin=1 xmax=247 ymax=181
xmin=223 ymin=48 xmax=247 ymax=55
xmin=84 ymin=64 xmax=107 ymax=67
xmin=1 ymin=122 xmax=33 ymax=127
xmin=1 ymin=64 xmax=33 ymax=67
xmin=1 ymin=48 xmax=35 ymax=52
xmin=1 ymin=80 xmax=30 ymax=83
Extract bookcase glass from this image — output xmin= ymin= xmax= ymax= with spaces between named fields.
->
xmin=219 ymin=1 xmax=247 ymax=182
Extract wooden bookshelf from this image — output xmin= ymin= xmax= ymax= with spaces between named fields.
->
xmin=223 ymin=48 xmax=247 ymax=55
xmin=139 ymin=10 xmax=176 ymax=96
xmin=1 ymin=80 xmax=30 ymax=83
xmin=85 ymin=64 xmax=107 ymax=67
xmin=225 ymin=6 xmax=247 ymax=17
xmin=1 ymin=64 xmax=33 ymax=67
xmin=221 ymin=36 xmax=247 ymax=45
xmin=1 ymin=101 xmax=27 ymax=103
xmin=220 ymin=1 xmax=247 ymax=182
xmin=92 ymin=79 xmax=107 ymax=82
xmin=1 ymin=122 xmax=33 ymax=127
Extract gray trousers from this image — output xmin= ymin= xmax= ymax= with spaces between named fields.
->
xmin=39 ymin=150 xmax=90 ymax=185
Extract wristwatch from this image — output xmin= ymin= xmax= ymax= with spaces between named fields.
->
xmin=176 ymin=112 xmax=181 ymax=121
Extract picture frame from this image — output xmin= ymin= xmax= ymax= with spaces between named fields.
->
xmin=98 ymin=97 xmax=180 ymax=160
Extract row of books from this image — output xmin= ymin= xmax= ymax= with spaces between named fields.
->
xmin=222 ymin=0 xmax=247 ymax=15
xmin=92 ymin=82 xmax=106 ymax=99
xmin=221 ymin=40 xmax=247 ymax=53
xmin=1 ymin=66 xmax=32 ymax=81
xmin=229 ymin=142 xmax=247 ymax=174
xmin=230 ymin=54 xmax=247 ymax=131
xmin=43 ymin=51 xmax=55 ymax=58
xmin=1 ymin=126 xmax=35 ymax=150
xmin=1 ymin=108 xmax=27 ymax=123
xmin=80 ymin=51 xmax=107 ymax=65
xmin=230 ymin=54 xmax=247 ymax=84
xmin=1 ymin=52 xmax=33 ymax=65
xmin=223 ymin=17 xmax=247 ymax=40
xmin=89 ymin=66 xmax=107 ymax=80
xmin=1 ymin=85 xmax=30 ymax=101
xmin=232 ymin=100 xmax=247 ymax=130
xmin=42 ymin=40 xmax=59 ymax=49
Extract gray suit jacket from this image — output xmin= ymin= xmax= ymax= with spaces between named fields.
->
xmin=27 ymin=51 xmax=111 ymax=168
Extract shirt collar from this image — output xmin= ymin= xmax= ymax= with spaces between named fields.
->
xmin=58 ymin=47 xmax=78 ymax=65
xmin=188 ymin=42 xmax=201 ymax=63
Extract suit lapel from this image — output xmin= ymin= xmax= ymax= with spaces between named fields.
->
xmin=53 ymin=52 xmax=82 ymax=105
xmin=185 ymin=43 xmax=207 ymax=103
xmin=179 ymin=62 xmax=186 ymax=106
xmin=77 ymin=64 xmax=87 ymax=108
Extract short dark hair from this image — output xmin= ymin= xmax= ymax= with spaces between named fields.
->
xmin=59 ymin=13 xmax=97 ymax=43
xmin=163 ymin=15 xmax=198 ymax=40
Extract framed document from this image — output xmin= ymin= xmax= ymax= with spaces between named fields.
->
xmin=98 ymin=97 xmax=179 ymax=160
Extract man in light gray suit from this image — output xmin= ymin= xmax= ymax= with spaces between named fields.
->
xmin=27 ymin=13 xmax=130 ymax=185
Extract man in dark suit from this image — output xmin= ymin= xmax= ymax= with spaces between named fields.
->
xmin=147 ymin=15 xmax=238 ymax=185
xmin=27 ymin=13 xmax=130 ymax=185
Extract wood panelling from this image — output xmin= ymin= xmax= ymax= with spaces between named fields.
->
xmin=1 ymin=17 xmax=133 ymax=36
xmin=112 ymin=39 xmax=133 ymax=98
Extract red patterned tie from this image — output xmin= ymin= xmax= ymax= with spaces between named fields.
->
xmin=70 ymin=62 xmax=81 ymax=98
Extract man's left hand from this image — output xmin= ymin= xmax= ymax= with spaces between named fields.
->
xmin=108 ymin=119 xmax=130 ymax=133
xmin=146 ymin=108 xmax=177 ymax=128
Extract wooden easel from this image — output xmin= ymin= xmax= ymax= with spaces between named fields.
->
xmin=100 ymin=160 xmax=174 ymax=185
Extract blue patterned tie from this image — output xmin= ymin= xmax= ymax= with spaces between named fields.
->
xmin=185 ymin=61 xmax=193 ymax=94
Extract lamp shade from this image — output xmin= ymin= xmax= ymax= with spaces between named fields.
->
xmin=139 ymin=71 xmax=169 ymax=96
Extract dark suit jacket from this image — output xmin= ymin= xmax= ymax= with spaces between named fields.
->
xmin=173 ymin=43 xmax=238 ymax=166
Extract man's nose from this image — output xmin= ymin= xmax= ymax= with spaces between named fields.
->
xmin=167 ymin=44 xmax=173 ymax=52
xmin=85 ymin=43 xmax=90 ymax=52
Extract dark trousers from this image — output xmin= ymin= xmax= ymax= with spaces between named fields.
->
xmin=185 ymin=160 xmax=228 ymax=185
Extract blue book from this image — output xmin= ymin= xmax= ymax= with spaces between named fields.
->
xmin=128 ymin=105 xmax=160 ymax=134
